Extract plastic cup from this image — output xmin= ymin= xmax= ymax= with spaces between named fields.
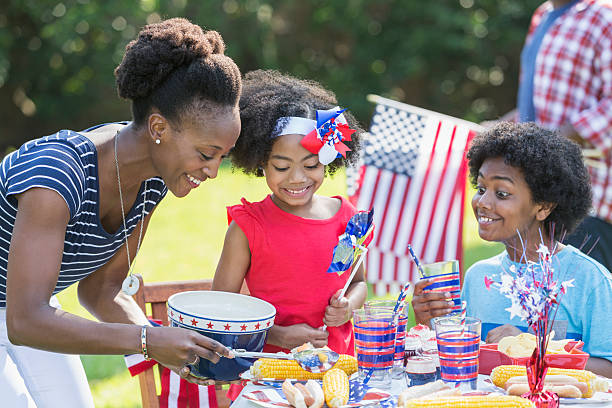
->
xmin=433 ymin=316 xmax=481 ymax=390
xmin=404 ymin=356 xmax=437 ymax=387
xmin=421 ymin=260 xmax=461 ymax=315
xmin=363 ymin=299 xmax=408 ymax=379
xmin=353 ymin=309 xmax=397 ymax=389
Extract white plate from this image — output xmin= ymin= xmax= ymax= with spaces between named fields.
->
xmin=243 ymin=385 xmax=391 ymax=408
xmin=560 ymin=394 xmax=612 ymax=406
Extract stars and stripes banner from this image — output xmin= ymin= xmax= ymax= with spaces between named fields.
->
xmin=124 ymin=353 xmax=219 ymax=408
xmin=124 ymin=319 xmax=219 ymax=408
xmin=348 ymin=95 xmax=481 ymax=296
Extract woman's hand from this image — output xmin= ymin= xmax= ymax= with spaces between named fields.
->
xmin=411 ymin=278 xmax=455 ymax=326
xmin=324 ymin=289 xmax=352 ymax=327
xmin=266 ymin=324 xmax=329 ymax=350
xmin=485 ymin=324 xmax=523 ymax=343
xmin=147 ymin=326 xmax=232 ymax=375
xmin=175 ymin=366 xmax=243 ymax=386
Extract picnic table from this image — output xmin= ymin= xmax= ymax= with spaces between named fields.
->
xmin=231 ymin=374 xmax=612 ymax=408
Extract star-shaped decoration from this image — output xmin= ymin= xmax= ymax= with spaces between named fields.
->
xmin=179 ymin=315 xmax=184 ymax=323
xmin=560 ymin=278 xmax=575 ymax=294
xmin=224 ymin=323 xmax=231 ymax=331
xmin=240 ymin=324 xmax=247 ymax=331
xmin=484 ymin=276 xmax=494 ymax=290
xmin=505 ymin=301 xmax=525 ymax=320
xmin=191 ymin=318 xmax=198 ymax=326
xmin=266 ymin=321 xmax=270 ymax=327
xmin=254 ymin=323 xmax=261 ymax=330
xmin=207 ymin=322 xmax=214 ymax=329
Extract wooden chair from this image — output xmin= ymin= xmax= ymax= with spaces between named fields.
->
xmin=132 ymin=274 xmax=249 ymax=408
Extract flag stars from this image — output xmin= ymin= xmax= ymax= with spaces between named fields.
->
xmin=240 ymin=324 xmax=247 ymax=331
xmin=191 ymin=318 xmax=198 ymax=326
xmin=224 ymin=324 xmax=231 ymax=331
xmin=179 ymin=315 xmax=184 ymax=323
xmin=207 ymin=322 xmax=214 ymax=329
xmin=254 ymin=323 xmax=261 ymax=330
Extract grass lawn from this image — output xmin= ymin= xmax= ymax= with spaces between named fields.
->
xmin=56 ymin=166 xmax=502 ymax=407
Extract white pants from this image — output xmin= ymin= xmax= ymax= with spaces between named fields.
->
xmin=0 ymin=297 xmax=94 ymax=408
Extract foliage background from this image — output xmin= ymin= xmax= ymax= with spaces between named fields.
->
xmin=1 ymin=0 xmax=537 ymax=405
xmin=1 ymin=0 xmax=540 ymax=152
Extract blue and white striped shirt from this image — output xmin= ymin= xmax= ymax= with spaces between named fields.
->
xmin=0 ymin=128 xmax=167 ymax=307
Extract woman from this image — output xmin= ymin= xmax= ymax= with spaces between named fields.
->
xmin=412 ymin=122 xmax=612 ymax=377
xmin=0 ymin=18 xmax=241 ymax=407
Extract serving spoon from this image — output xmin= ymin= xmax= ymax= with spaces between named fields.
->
xmin=229 ymin=348 xmax=339 ymax=373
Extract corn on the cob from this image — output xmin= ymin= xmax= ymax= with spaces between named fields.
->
xmin=322 ymin=368 xmax=349 ymax=408
xmin=490 ymin=365 xmax=607 ymax=397
xmin=403 ymin=396 xmax=535 ymax=408
xmin=250 ymin=354 xmax=358 ymax=380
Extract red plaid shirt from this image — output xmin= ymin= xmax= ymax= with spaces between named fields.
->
xmin=524 ymin=0 xmax=612 ymax=222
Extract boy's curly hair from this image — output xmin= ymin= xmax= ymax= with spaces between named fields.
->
xmin=231 ymin=70 xmax=363 ymax=176
xmin=466 ymin=122 xmax=592 ymax=239
xmin=114 ymin=18 xmax=241 ymax=128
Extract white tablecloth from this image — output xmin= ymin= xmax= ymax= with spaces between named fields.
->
xmin=231 ymin=374 xmax=612 ymax=408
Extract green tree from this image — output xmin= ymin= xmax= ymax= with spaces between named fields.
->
xmin=0 ymin=0 xmax=541 ymax=152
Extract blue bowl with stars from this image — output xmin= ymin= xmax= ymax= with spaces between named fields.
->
xmin=167 ymin=291 xmax=276 ymax=381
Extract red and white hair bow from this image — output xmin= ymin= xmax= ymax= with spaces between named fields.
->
xmin=272 ymin=106 xmax=355 ymax=165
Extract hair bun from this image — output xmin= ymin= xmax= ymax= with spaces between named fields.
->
xmin=115 ymin=18 xmax=226 ymax=100
xmin=203 ymin=30 xmax=226 ymax=55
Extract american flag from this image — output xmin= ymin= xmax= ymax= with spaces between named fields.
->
xmin=348 ymin=95 xmax=481 ymax=296
xmin=124 ymin=320 xmax=219 ymax=408
xmin=124 ymin=353 xmax=219 ymax=408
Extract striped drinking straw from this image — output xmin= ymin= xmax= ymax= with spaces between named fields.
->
xmin=407 ymin=244 xmax=425 ymax=279
xmin=459 ymin=301 xmax=467 ymax=337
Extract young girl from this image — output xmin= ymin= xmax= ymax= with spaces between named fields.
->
xmin=412 ymin=122 xmax=612 ymax=377
xmin=212 ymin=70 xmax=368 ymax=355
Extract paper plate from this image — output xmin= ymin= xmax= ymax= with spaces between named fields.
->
xmin=242 ymin=379 xmax=392 ymax=408
xmin=558 ymin=392 xmax=612 ymax=405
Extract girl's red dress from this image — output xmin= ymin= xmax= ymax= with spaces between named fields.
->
xmin=227 ymin=194 xmax=358 ymax=355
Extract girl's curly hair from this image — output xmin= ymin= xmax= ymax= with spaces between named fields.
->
xmin=114 ymin=18 xmax=241 ymax=128
xmin=231 ymin=70 xmax=363 ymax=176
xmin=467 ymin=122 xmax=592 ymax=239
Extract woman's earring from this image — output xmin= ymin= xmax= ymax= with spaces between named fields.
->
xmin=155 ymin=139 xmax=161 ymax=145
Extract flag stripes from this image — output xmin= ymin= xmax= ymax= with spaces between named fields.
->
xmin=350 ymin=96 xmax=480 ymax=294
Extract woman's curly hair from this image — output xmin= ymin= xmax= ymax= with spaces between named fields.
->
xmin=231 ymin=69 xmax=364 ymax=176
xmin=114 ymin=18 xmax=241 ymax=128
xmin=466 ymin=122 xmax=592 ymax=239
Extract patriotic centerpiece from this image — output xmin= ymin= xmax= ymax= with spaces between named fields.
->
xmin=485 ymin=244 xmax=575 ymax=408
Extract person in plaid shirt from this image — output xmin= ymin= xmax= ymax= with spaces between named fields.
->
xmin=508 ymin=0 xmax=612 ymax=271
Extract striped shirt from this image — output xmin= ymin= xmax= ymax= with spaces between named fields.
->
xmin=0 ymin=128 xmax=167 ymax=307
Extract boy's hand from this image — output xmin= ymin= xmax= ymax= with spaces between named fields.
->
xmin=324 ymin=289 xmax=352 ymax=327
xmin=411 ymin=278 xmax=454 ymax=325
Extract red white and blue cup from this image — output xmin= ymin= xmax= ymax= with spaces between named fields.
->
xmin=363 ymin=299 xmax=408 ymax=379
xmin=421 ymin=260 xmax=461 ymax=315
xmin=433 ymin=316 xmax=481 ymax=390
xmin=353 ymin=309 xmax=397 ymax=389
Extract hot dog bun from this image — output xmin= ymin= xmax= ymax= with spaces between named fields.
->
xmin=305 ymin=380 xmax=324 ymax=408
xmin=504 ymin=375 xmax=588 ymax=397
xmin=294 ymin=383 xmax=314 ymax=406
xmin=506 ymin=383 xmax=583 ymax=398
xmin=283 ymin=380 xmax=307 ymax=408
xmin=398 ymin=380 xmax=450 ymax=407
